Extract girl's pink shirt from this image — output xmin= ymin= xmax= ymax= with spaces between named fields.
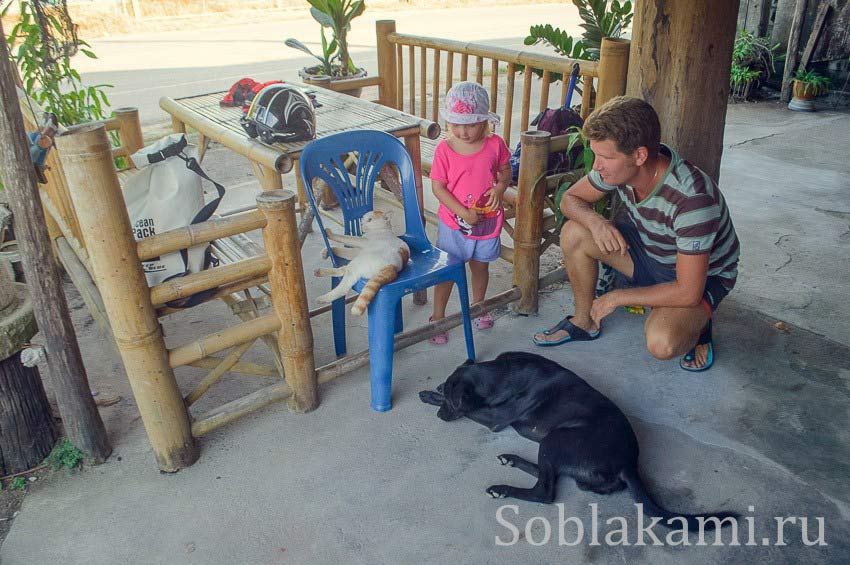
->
xmin=430 ymin=134 xmax=511 ymax=240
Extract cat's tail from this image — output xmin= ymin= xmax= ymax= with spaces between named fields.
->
xmin=352 ymin=266 xmax=399 ymax=315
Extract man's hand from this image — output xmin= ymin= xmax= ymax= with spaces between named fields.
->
xmin=590 ymin=219 xmax=629 ymax=256
xmin=590 ymin=291 xmax=621 ymax=327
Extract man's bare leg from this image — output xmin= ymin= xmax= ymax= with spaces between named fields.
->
xmin=645 ymin=305 xmax=710 ymax=368
xmin=533 ymin=221 xmax=634 ymax=344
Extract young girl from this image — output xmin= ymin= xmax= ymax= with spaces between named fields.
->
xmin=429 ymin=82 xmax=512 ymax=344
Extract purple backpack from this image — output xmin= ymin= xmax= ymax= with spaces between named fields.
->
xmin=510 ymin=63 xmax=584 ymax=181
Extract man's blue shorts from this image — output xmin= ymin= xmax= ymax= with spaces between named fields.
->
xmin=614 ymin=221 xmax=729 ymax=317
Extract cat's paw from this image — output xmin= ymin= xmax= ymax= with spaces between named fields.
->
xmin=313 ymin=268 xmax=323 ymax=277
xmin=321 ymin=248 xmax=329 ymax=260
xmin=315 ymin=293 xmax=331 ymax=304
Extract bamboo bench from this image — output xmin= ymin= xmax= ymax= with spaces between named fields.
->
xmin=320 ymin=21 xmax=630 ymax=312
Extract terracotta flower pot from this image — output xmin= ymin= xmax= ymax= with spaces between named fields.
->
xmin=298 ymin=66 xmax=368 ymax=98
xmin=792 ymin=80 xmax=817 ymax=101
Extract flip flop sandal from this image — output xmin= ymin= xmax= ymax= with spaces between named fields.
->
xmin=680 ymin=320 xmax=713 ymax=372
xmin=532 ymin=315 xmax=601 ymax=347
xmin=474 ymin=312 xmax=494 ymax=330
xmin=428 ymin=316 xmax=449 ymax=345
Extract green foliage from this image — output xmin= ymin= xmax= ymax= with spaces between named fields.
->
xmin=525 ymin=0 xmax=632 ymax=62
xmin=730 ymin=63 xmax=761 ymax=87
xmin=8 ymin=477 xmax=27 ymax=491
xmin=285 ymin=0 xmax=365 ymax=77
xmin=525 ymin=24 xmax=591 ymax=60
xmin=730 ymin=29 xmax=779 ymax=93
xmin=552 ymin=127 xmax=600 ymax=226
xmin=793 ymin=69 xmax=831 ymax=96
xmin=2 ymin=0 xmax=113 ymax=126
xmin=45 ymin=439 xmax=84 ymax=472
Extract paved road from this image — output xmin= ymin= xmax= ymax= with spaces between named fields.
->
xmin=72 ymin=4 xmax=579 ymax=125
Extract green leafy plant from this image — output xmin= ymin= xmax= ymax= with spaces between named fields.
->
xmin=8 ymin=476 xmax=27 ymax=491
xmin=731 ymin=64 xmax=761 ymax=86
xmin=525 ymin=0 xmax=633 ymax=62
xmin=3 ymin=0 xmax=112 ymax=125
xmin=45 ymin=439 xmax=84 ymax=472
xmin=730 ymin=63 xmax=761 ymax=100
xmin=285 ymin=0 xmax=366 ymax=77
xmin=792 ymin=69 xmax=831 ymax=97
xmin=730 ymin=29 xmax=779 ymax=98
xmin=732 ymin=29 xmax=778 ymax=78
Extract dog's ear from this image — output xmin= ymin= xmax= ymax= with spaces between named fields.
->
xmin=461 ymin=358 xmax=474 ymax=367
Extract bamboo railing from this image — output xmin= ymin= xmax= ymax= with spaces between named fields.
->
xmin=376 ymin=22 xmax=611 ymax=149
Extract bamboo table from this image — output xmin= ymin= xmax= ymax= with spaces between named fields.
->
xmin=160 ymin=84 xmax=439 ymax=215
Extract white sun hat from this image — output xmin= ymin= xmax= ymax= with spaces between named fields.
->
xmin=439 ymin=81 xmax=501 ymax=125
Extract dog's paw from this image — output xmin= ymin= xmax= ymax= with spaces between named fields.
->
xmin=497 ymin=454 xmax=516 ymax=467
xmin=486 ymin=485 xmax=509 ymax=499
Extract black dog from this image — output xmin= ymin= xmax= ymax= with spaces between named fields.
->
xmin=420 ymin=351 xmax=737 ymax=529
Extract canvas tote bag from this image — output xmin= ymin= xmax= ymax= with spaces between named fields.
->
xmin=123 ymin=134 xmax=225 ymax=296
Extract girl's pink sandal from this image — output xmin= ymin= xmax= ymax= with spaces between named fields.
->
xmin=428 ymin=316 xmax=449 ymax=345
xmin=474 ymin=312 xmax=495 ymax=330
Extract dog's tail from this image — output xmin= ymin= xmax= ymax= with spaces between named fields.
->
xmin=622 ymin=467 xmax=738 ymax=531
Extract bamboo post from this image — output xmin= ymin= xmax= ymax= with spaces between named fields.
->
xmin=55 ymin=124 xmax=197 ymax=471
xmin=112 ymin=107 xmax=144 ymax=158
xmin=171 ymin=116 xmax=186 ymax=134
xmin=512 ymin=131 xmax=550 ymax=315
xmin=0 ymin=26 xmax=112 ymax=464
xmin=376 ymin=20 xmax=398 ymax=108
xmin=596 ymin=38 xmax=630 ymax=107
xmin=256 ymin=191 xmax=318 ymax=413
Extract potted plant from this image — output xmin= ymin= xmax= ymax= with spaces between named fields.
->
xmin=285 ymin=0 xmax=367 ymax=97
xmin=788 ymin=69 xmax=831 ymax=112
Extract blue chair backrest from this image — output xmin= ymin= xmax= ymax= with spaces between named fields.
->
xmin=299 ymin=130 xmax=427 ymax=267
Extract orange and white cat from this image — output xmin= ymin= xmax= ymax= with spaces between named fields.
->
xmin=314 ymin=210 xmax=410 ymax=316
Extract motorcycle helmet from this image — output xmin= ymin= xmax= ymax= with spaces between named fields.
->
xmin=240 ymin=84 xmax=316 ymax=143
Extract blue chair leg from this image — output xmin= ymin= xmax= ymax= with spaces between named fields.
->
xmin=367 ymin=293 xmax=398 ymax=412
xmin=394 ymin=300 xmax=404 ymax=334
xmin=454 ymin=270 xmax=476 ymax=362
xmin=331 ymin=276 xmax=346 ymax=357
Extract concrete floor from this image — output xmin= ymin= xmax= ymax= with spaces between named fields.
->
xmin=2 ymin=101 xmax=849 ymax=564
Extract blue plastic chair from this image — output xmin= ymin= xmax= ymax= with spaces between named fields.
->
xmin=299 ymin=130 xmax=476 ymax=411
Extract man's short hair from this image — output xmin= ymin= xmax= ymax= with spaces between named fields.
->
xmin=583 ymin=96 xmax=661 ymax=159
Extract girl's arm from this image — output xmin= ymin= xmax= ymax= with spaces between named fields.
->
xmin=432 ymin=179 xmax=481 ymax=225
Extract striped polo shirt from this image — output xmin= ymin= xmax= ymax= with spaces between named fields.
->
xmin=588 ymin=145 xmax=740 ymax=289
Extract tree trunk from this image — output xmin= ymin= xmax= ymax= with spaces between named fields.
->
xmin=0 ymin=20 xmax=112 ymax=463
xmin=0 ymin=352 xmax=57 ymax=475
xmin=626 ymin=0 xmax=740 ymax=184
